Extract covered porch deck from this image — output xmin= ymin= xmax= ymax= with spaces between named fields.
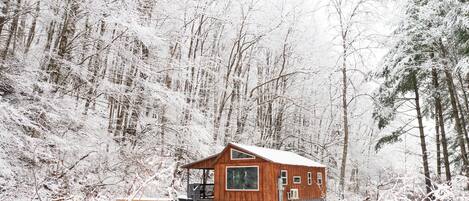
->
xmin=180 ymin=154 xmax=219 ymax=201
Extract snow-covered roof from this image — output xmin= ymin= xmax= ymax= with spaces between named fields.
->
xmin=230 ymin=143 xmax=326 ymax=168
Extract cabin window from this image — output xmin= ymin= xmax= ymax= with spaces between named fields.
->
xmin=226 ymin=166 xmax=259 ymax=191
xmin=231 ymin=149 xmax=255 ymax=160
xmin=280 ymin=170 xmax=288 ymax=185
xmin=293 ymin=176 xmax=301 ymax=184
xmin=307 ymin=172 xmax=312 ymax=185
xmin=317 ymin=172 xmax=323 ymax=185
xmin=287 ymin=189 xmax=299 ymax=200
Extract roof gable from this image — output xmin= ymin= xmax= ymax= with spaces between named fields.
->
xmin=231 ymin=148 xmax=256 ymax=159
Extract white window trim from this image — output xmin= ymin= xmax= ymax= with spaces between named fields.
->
xmin=288 ymin=189 xmax=299 ymax=199
xmin=317 ymin=172 xmax=323 ymax=185
xmin=230 ymin=148 xmax=256 ymax=160
xmin=307 ymin=172 xmax=312 ymax=185
xmin=281 ymin=170 xmax=288 ymax=186
xmin=225 ymin=165 xmax=260 ymax=191
xmin=293 ymin=176 xmax=301 ymax=184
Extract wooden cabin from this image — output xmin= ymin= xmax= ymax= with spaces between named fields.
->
xmin=180 ymin=143 xmax=326 ymax=201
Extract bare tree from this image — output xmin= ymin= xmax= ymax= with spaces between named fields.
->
xmin=330 ymin=0 xmax=370 ymax=196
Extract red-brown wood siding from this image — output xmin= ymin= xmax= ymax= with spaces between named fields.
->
xmin=275 ymin=164 xmax=326 ymax=201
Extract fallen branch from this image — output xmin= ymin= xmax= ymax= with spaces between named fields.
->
xmin=58 ymin=151 xmax=96 ymax=179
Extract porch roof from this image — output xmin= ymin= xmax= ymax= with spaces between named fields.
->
xmin=181 ymin=153 xmax=219 ymax=169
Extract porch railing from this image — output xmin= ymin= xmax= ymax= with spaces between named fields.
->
xmin=187 ymin=183 xmax=214 ymax=200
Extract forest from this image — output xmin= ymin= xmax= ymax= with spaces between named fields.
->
xmin=0 ymin=0 xmax=468 ymax=200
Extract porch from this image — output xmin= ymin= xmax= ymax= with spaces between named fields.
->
xmin=182 ymin=169 xmax=214 ymax=201
xmin=180 ymin=154 xmax=218 ymax=201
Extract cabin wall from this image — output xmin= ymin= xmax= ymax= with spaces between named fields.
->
xmin=274 ymin=165 xmax=326 ymax=201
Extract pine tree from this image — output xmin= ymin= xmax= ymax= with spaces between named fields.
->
xmin=373 ymin=0 xmax=439 ymax=197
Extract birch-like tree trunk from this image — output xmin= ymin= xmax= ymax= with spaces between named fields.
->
xmin=339 ymin=46 xmax=349 ymax=197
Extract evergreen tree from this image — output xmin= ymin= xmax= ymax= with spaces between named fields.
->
xmin=373 ymin=0 xmax=439 ymax=197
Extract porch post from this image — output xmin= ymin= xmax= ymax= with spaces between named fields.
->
xmin=186 ymin=169 xmax=190 ymax=196
xmin=202 ymin=169 xmax=207 ymax=198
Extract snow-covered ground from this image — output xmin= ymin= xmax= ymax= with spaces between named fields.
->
xmin=0 ymin=73 xmax=213 ymax=200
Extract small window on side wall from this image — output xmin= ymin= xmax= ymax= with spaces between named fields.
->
xmin=307 ymin=172 xmax=312 ymax=185
xmin=317 ymin=172 xmax=323 ymax=185
xmin=281 ymin=170 xmax=288 ymax=185
xmin=231 ymin=149 xmax=255 ymax=160
xmin=293 ymin=176 xmax=301 ymax=184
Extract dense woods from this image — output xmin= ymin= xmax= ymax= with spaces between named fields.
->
xmin=373 ymin=0 xmax=469 ymax=199
xmin=0 ymin=0 xmax=467 ymax=200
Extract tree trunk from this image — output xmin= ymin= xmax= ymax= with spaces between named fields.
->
xmin=412 ymin=73 xmax=432 ymax=198
xmin=223 ymin=94 xmax=235 ymax=145
xmin=24 ymin=1 xmax=40 ymax=54
xmin=444 ymin=68 xmax=469 ymax=185
xmin=458 ymin=73 xmax=469 ymax=117
xmin=234 ymin=75 xmax=250 ymax=139
xmin=339 ymin=45 xmax=349 ymax=197
xmin=439 ymin=39 xmax=469 ymax=185
xmin=13 ymin=0 xmax=24 ymax=52
xmin=457 ymin=72 xmax=469 ymax=149
xmin=159 ymin=105 xmax=167 ymax=155
xmin=435 ymin=107 xmax=442 ymax=179
xmin=456 ymin=91 xmax=469 ymax=151
xmin=2 ymin=0 xmax=20 ymax=60
xmin=48 ymin=0 xmax=78 ymax=85
xmin=108 ymin=96 xmax=115 ymax=133
xmin=213 ymin=96 xmax=225 ymax=142
xmin=433 ymin=68 xmax=451 ymax=182
xmin=44 ymin=21 xmax=56 ymax=53
xmin=0 ymin=0 xmax=10 ymax=36
xmin=273 ymin=106 xmax=285 ymax=149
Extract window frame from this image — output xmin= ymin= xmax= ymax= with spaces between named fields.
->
xmin=280 ymin=170 xmax=288 ymax=186
xmin=293 ymin=176 xmax=301 ymax=184
xmin=288 ymin=189 xmax=299 ymax=199
xmin=225 ymin=165 xmax=260 ymax=191
xmin=317 ymin=172 xmax=323 ymax=186
xmin=307 ymin=172 xmax=312 ymax=185
xmin=230 ymin=148 xmax=256 ymax=160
